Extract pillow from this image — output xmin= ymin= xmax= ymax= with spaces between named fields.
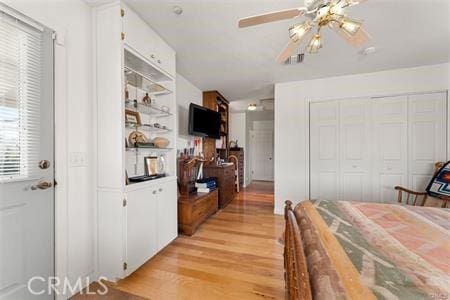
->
xmin=426 ymin=161 xmax=450 ymax=199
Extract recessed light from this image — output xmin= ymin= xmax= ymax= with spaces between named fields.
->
xmin=173 ymin=5 xmax=183 ymax=15
xmin=248 ymin=104 xmax=257 ymax=111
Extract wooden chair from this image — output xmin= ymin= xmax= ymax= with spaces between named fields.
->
xmin=394 ymin=162 xmax=447 ymax=208
xmin=284 ymin=201 xmax=312 ymax=300
xmin=228 ymin=155 xmax=240 ymax=193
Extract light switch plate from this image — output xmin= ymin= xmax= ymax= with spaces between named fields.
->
xmin=70 ymin=152 xmax=87 ymax=167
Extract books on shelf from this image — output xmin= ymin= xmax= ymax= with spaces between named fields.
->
xmin=195 ymin=177 xmax=216 ymax=193
xmin=197 ymin=187 xmax=214 ymax=193
xmin=195 ymin=181 xmax=216 ymax=189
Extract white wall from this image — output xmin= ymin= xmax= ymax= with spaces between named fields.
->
xmin=229 ymin=112 xmax=246 ymax=185
xmin=176 ymin=73 xmax=202 ymax=151
xmin=3 ymin=0 xmax=95 ymax=297
xmin=274 ymin=63 xmax=450 ymax=215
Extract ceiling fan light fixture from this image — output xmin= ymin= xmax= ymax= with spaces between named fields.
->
xmin=339 ymin=17 xmax=363 ymax=36
xmin=288 ymin=21 xmax=312 ymax=42
xmin=248 ymin=104 xmax=257 ymax=111
xmin=306 ymin=34 xmax=322 ymax=54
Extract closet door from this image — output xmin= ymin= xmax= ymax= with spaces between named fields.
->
xmin=372 ymin=96 xmax=408 ymax=202
xmin=310 ymin=101 xmax=339 ymax=200
xmin=408 ymin=92 xmax=448 ymax=191
xmin=339 ymin=99 xmax=372 ymax=201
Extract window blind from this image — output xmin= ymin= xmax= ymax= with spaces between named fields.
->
xmin=0 ymin=12 xmax=43 ymax=182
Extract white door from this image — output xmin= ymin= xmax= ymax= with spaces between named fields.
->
xmin=0 ymin=10 xmax=54 ymax=300
xmin=156 ymin=179 xmax=177 ymax=252
xmin=126 ymin=188 xmax=157 ymax=275
xmin=339 ymin=99 xmax=372 ymax=202
xmin=310 ymin=101 xmax=340 ymax=201
xmin=251 ymin=130 xmax=274 ymax=181
xmin=408 ymin=92 xmax=447 ymax=191
xmin=372 ymin=96 xmax=408 ymax=203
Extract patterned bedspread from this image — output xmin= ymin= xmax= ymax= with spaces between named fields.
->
xmin=293 ymin=200 xmax=450 ymax=300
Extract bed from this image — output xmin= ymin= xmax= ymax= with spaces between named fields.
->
xmin=284 ymin=200 xmax=450 ymax=300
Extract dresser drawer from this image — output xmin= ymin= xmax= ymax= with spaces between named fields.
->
xmin=192 ymin=194 xmax=215 ymax=219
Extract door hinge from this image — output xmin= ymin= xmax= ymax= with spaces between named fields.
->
xmin=123 ymin=262 xmax=127 ymax=270
xmin=123 ymin=198 xmax=127 ymax=207
xmin=120 ymin=8 xmax=125 ymax=17
xmin=121 ymin=32 xmax=125 ymax=40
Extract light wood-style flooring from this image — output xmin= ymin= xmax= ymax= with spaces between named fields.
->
xmin=74 ymin=181 xmax=285 ymax=299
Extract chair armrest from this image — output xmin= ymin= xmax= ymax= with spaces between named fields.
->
xmin=394 ymin=186 xmax=428 ymax=196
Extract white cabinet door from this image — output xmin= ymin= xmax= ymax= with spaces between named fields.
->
xmin=122 ymin=4 xmax=175 ymax=77
xmin=155 ymin=38 xmax=176 ymax=78
xmin=126 ymin=188 xmax=157 ymax=275
xmin=156 ymin=179 xmax=178 ymax=252
xmin=408 ymin=92 xmax=447 ymax=191
xmin=122 ymin=4 xmax=158 ymax=63
xmin=310 ymin=101 xmax=340 ymax=200
xmin=372 ymin=96 xmax=408 ymax=202
xmin=339 ymin=99 xmax=372 ymax=202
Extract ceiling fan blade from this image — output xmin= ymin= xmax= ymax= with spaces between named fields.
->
xmin=239 ymin=8 xmax=306 ymax=28
xmin=276 ymin=39 xmax=301 ymax=64
xmin=332 ymin=24 xmax=371 ymax=48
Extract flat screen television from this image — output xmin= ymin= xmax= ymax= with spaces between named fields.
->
xmin=188 ymin=103 xmax=221 ymax=139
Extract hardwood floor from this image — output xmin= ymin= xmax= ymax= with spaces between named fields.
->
xmin=235 ymin=181 xmax=274 ymax=204
xmin=74 ymin=181 xmax=285 ymax=299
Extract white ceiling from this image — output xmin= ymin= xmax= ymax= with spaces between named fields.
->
xmin=124 ymin=0 xmax=449 ymax=101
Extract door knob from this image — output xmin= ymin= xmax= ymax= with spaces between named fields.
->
xmin=31 ymin=180 xmax=53 ymax=190
xmin=39 ymin=160 xmax=50 ymax=169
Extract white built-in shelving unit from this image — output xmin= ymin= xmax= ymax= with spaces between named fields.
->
xmin=95 ymin=1 xmax=177 ymax=281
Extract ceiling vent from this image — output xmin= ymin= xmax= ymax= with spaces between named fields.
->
xmin=285 ymin=53 xmax=304 ymax=65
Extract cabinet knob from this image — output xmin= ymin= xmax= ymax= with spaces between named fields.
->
xmin=151 ymin=54 xmax=155 ymax=59
xmin=152 ymin=190 xmax=157 ymax=194
xmin=157 ymin=59 xmax=161 ymax=64
xmin=158 ymin=188 xmax=163 ymax=192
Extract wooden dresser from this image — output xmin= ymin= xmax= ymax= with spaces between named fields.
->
xmin=203 ymin=164 xmax=235 ymax=209
xmin=178 ymin=190 xmax=218 ymax=236
xmin=229 ymin=148 xmax=244 ymax=189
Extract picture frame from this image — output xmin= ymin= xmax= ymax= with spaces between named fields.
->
xmin=125 ymin=109 xmax=141 ymax=125
xmin=144 ymin=156 xmax=158 ymax=176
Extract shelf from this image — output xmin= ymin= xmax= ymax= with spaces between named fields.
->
xmin=124 ymin=175 xmax=177 ymax=192
xmin=125 ymin=67 xmax=173 ymax=96
xmin=125 ymin=101 xmax=172 ymax=118
xmin=126 ymin=147 xmax=173 ymax=152
xmin=125 ymin=122 xmax=172 ymax=134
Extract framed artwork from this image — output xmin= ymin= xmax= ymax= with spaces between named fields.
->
xmin=144 ymin=156 xmax=158 ymax=176
xmin=125 ymin=109 xmax=141 ymax=125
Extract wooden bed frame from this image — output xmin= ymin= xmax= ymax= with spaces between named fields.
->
xmin=284 ymin=200 xmax=312 ymax=300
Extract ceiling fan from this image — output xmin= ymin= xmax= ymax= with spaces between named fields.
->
xmin=238 ymin=0 xmax=370 ymax=63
